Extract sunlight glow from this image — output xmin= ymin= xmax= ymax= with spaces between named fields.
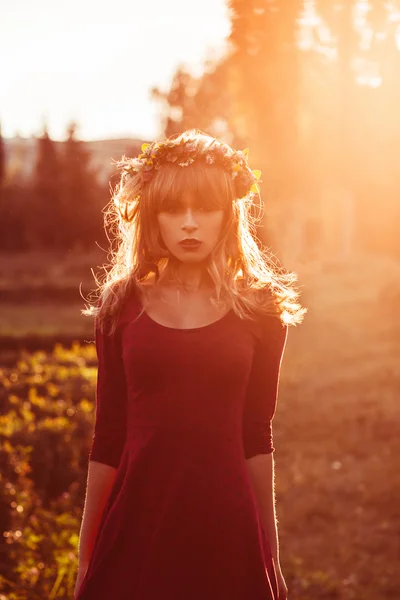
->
xmin=298 ymin=0 xmax=321 ymax=29
xmin=360 ymin=27 xmax=374 ymax=51
xmin=3 ymin=0 xmax=400 ymax=141
xmin=356 ymin=74 xmax=382 ymax=88
xmin=388 ymin=2 xmax=400 ymax=23
xmin=317 ymin=25 xmax=332 ymax=45
xmin=1 ymin=0 xmax=230 ymax=141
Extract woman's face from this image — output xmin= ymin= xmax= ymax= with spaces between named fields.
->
xmin=157 ymin=190 xmax=225 ymax=263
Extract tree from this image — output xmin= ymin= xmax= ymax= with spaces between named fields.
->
xmin=61 ymin=122 xmax=102 ymax=251
xmin=151 ymin=61 xmax=239 ymax=143
xmin=228 ymin=0 xmax=304 ymax=197
xmin=30 ymin=124 xmax=63 ymax=250
xmin=0 ymin=122 xmax=5 ymax=188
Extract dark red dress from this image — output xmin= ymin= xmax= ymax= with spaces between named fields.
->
xmin=77 ymin=287 xmax=288 ymax=600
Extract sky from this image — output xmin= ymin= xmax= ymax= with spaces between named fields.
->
xmin=1 ymin=0 xmax=231 ymax=141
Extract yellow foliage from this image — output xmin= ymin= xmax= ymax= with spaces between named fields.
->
xmin=79 ymin=399 xmax=94 ymax=414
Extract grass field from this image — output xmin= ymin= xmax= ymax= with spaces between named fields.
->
xmin=273 ymin=254 xmax=400 ymax=598
xmin=0 ymin=250 xmax=103 ymax=341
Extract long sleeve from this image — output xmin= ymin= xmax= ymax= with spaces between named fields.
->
xmin=88 ymin=315 xmax=128 ymax=469
xmin=242 ymin=315 xmax=288 ymax=459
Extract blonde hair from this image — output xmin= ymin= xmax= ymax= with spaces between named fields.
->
xmin=83 ymin=130 xmax=306 ymax=333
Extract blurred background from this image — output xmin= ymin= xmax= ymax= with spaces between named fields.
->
xmin=0 ymin=1 xmax=399 ymax=599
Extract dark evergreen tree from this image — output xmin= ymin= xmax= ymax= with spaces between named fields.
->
xmin=61 ymin=122 xmax=102 ymax=251
xmin=0 ymin=124 xmax=29 ymax=251
xmin=0 ymin=122 xmax=5 ymax=188
xmin=31 ymin=125 xmax=62 ymax=250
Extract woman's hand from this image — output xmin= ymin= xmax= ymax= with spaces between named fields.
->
xmin=275 ymin=562 xmax=288 ymax=599
xmin=74 ymin=564 xmax=88 ymax=599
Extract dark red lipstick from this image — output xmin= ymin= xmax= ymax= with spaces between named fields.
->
xmin=179 ymin=238 xmax=202 ymax=250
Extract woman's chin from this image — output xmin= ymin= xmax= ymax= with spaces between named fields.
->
xmin=170 ymin=250 xmax=210 ymax=264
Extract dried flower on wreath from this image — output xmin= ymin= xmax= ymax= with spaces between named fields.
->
xmin=118 ymin=136 xmax=262 ymax=202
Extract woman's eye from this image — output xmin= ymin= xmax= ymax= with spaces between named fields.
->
xmin=196 ymin=205 xmax=214 ymax=213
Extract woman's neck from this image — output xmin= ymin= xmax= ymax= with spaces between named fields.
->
xmin=160 ymin=260 xmax=212 ymax=291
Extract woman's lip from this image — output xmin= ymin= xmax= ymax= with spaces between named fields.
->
xmin=179 ymin=239 xmax=202 ymax=246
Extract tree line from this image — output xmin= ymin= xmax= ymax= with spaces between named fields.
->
xmin=0 ymin=123 xmax=110 ymax=252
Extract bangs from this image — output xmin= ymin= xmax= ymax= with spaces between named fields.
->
xmin=147 ymin=162 xmax=233 ymax=212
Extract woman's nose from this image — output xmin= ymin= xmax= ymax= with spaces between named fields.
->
xmin=181 ymin=209 xmax=198 ymax=233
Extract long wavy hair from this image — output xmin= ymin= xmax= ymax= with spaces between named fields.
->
xmin=83 ymin=130 xmax=306 ymax=334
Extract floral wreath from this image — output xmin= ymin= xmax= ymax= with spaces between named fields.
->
xmin=118 ymin=134 xmax=262 ymax=201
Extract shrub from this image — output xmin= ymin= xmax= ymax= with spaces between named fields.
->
xmin=0 ymin=342 xmax=96 ymax=599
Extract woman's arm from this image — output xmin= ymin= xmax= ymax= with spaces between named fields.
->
xmin=76 ymin=308 xmax=128 ymax=575
xmin=242 ymin=314 xmax=288 ymax=567
xmin=77 ymin=461 xmax=117 ymax=569
xmin=246 ymin=453 xmax=280 ymax=565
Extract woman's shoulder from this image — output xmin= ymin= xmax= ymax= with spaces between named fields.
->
xmin=96 ymin=278 xmax=143 ymax=335
xmin=235 ymin=281 xmax=282 ymax=319
xmin=118 ymin=280 xmax=145 ymax=325
xmin=239 ymin=296 xmax=287 ymax=347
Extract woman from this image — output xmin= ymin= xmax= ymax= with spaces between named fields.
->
xmin=75 ymin=129 xmax=305 ymax=599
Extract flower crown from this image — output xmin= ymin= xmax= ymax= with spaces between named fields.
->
xmin=119 ymin=135 xmax=262 ymax=201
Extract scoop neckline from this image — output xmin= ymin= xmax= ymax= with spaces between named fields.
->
xmin=142 ymin=308 xmax=233 ymax=332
